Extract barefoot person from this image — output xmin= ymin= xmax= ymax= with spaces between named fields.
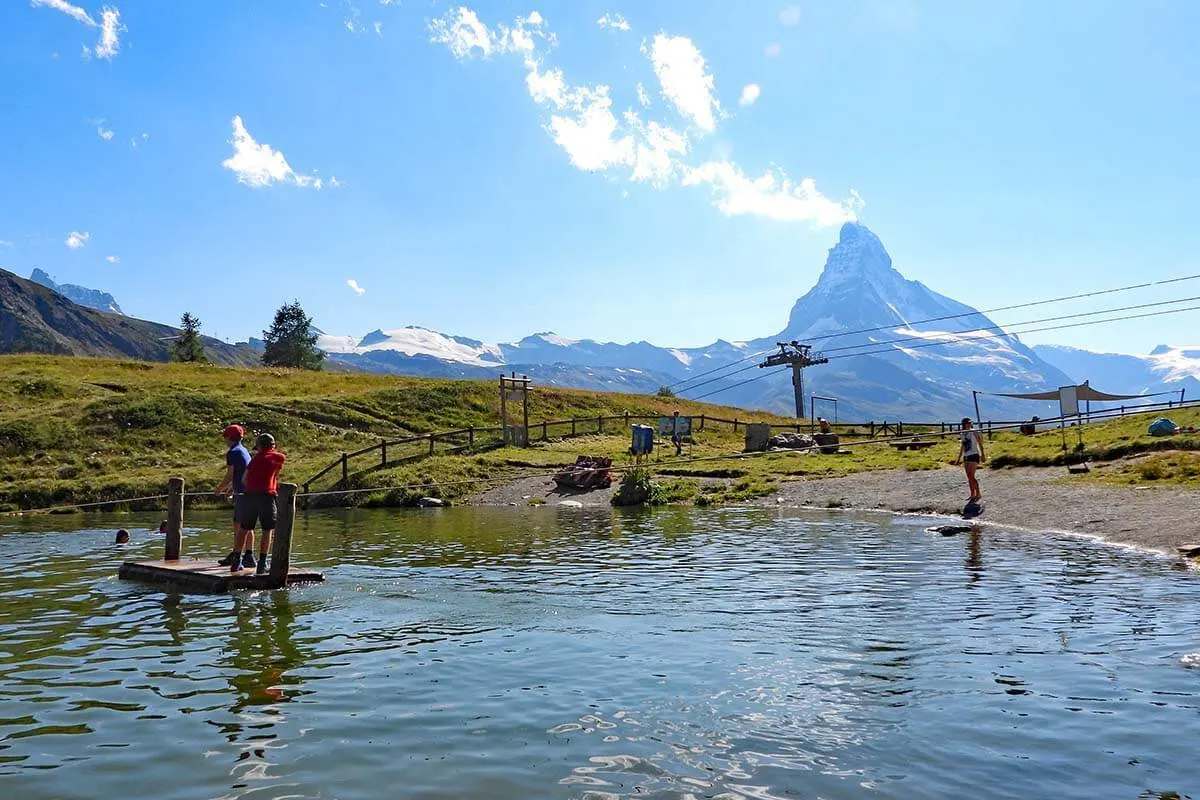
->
xmin=215 ymin=425 xmax=255 ymax=570
xmin=953 ymin=417 xmax=986 ymax=502
xmin=232 ymin=433 xmax=286 ymax=575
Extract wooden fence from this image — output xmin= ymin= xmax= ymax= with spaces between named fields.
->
xmin=300 ymin=396 xmax=1200 ymax=494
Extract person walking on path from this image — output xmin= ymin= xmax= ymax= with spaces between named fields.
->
xmin=231 ymin=433 xmax=286 ymax=575
xmin=215 ymin=425 xmax=255 ymax=570
xmin=953 ymin=417 xmax=987 ymax=502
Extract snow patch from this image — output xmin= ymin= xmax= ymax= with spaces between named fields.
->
xmin=319 ymin=327 xmax=504 ymax=366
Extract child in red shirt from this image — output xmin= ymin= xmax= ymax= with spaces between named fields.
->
xmin=232 ymin=433 xmax=286 ymax=574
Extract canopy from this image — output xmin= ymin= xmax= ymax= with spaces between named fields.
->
xmin=991 ymin=385 xmax=1154 ymax=402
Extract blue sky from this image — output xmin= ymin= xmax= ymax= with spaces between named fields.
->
xmin=1 ymin=0 xmax=1198 ymax=353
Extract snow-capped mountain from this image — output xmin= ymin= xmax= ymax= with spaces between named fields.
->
xmin=321 ymin=223 xmax=1076 ymax=420
xmin=29 ymin=269 xmax=123 ymax=315
xmin=1033 ymin=344 xmax=1200 ymax=399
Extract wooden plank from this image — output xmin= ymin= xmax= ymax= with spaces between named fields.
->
xmin=118 ymin=559 xmax=323 ymax=592
xmin=164 ymin=477 xmax=183 ymax=561
xmin=268 ymin=484 xmax=298 ymax=587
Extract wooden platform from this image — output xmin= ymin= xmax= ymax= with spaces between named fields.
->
xmin=118 ymin=559 xmax=325 ymax=592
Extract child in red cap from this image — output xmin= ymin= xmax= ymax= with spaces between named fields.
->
xmin=215 ymin=424 xmax=254 ymax=569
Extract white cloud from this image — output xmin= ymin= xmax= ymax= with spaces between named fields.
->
xmin=31 ymin=0 xmax=94 ymax=26
xmin=682 ymin=161 xmax=859 ymax=226
xmin=222 ymin=116 xmax=322 ymax=189
xmin=779 ymin=6 xmax=802 ymax=26
xmin=0 ymin=240 xmax=12 ymax=247
xmin=374 ymin=21 xmax=382 ymax=35
xmin=648 ymin=34 xmax=721 ymax=132
xmin=635 ymin=82 xmax=651 ymax=108
xmin=596 ymin=13 xmax=630 ymax=31
xmin=739 ymin=83 xmax=761 ymax=106
xmin=105 ymin=255 xmax=119 ymax=263
xmin=347 ymin=279 xmax=366 ymax=295
xmin=94 ymin=7 xmax=121 ymax=59
xmin=65 ymin=231 xmax=90 ymax=249
xmin=765 ymin=43 xmax=782 ymax=58
xmin=33 ymin=1 xmax=123 ymax=60
xmin=430 ymin=7 xmax=854 ymax=228
xmin=97 ymin=123 xmax=114 ymax=141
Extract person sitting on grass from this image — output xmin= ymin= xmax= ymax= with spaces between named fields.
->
xmin=215 ymin=424 xmax=254 ymax=570
xmin=231 ymin=433 xmax=287 ymax=575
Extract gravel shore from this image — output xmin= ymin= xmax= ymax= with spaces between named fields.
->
xmin=754 ymin=466 xmax=1198 ymax=555
xmin=473 ymin=465 xmax=1198 ymax=556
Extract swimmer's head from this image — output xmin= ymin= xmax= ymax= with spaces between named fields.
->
xmin=115 ymin=529 xmax=130 ymax=544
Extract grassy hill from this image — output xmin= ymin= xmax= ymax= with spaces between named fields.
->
xmin=5 ymin=354 xmax=1199 ymax=513
xmin=0 ymin=355 xmax=800 ymax=510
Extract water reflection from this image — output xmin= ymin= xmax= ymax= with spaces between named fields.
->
xmin=0 ymin=507 xmax=1199 ymax=800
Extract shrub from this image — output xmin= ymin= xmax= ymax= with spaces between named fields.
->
xmin=612 ymin=467 xmax=664 ymax=506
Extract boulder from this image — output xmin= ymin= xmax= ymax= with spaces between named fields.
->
xmin=767 ymin=432 xmax=815 ymax=450
xmin=417 ymin=497 xmax=445 ymax=508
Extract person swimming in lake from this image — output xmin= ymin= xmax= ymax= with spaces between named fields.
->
xmin=953 ymin=417 xmax=986 ymax=503
xmin=115 ymin=529 xmax=130 ymax=544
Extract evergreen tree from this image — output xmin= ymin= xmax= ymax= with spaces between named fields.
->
xmin=261 ymin=301 xmax=325 ymax=370
xmin=173 ymin=312 xmax=208 ymax=363
xmin=656 ymin=385 xmax=676 ymax=399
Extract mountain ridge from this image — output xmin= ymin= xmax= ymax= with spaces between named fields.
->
xmin=29 ymin=269 xmax=124 ymax=315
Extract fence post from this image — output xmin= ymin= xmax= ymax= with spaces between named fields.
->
xmin=268 ymin=483 xmax=297 ymax=588
xmin=429 ymin=434 xmax=436 ymax=456
xmin=898 ymin=422 xmax=904 ymax=436
xmin=1121 ymin=406 xmax=1125 ymax=417
xmin=542 ymin=421 xmax=548 ymax=440
xmin=987 ymin=421 xmax=993 ymax=441
xmin=571 ymin=418 xmax=577 ymax=436
xmin=468 ymin=426 xmax=475 ymax=447
xmin=341 ymin=453 xmax=348 ymax=484
xmin=869 ymin=422 xmax=875 ymax=437
xmin=598 ymin=415 xmax=604 ymax=434
xmin=381 ymin=442 xmax=387 ymax=467
xmin=734 ymin=418 xmax=739 ymax=432
xmin=301 ymin=482 xmax=309 ymax=511
xmin=624 ymin=411 xmax=629 ymax=427
xmin=164 ymin=476 xmax=183 ymax=561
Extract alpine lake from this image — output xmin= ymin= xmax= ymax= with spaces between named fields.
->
xmin=2 ymin=505 xmax=1198 ymax=799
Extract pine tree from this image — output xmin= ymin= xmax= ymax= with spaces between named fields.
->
xmin=261 ymin=301 xmax=325 ymax=370
xmin=173 ymin=312 xmax=208 ymax=363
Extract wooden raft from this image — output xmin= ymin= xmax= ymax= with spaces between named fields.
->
xmin=120 ymin=479 xmax=324 ymax=591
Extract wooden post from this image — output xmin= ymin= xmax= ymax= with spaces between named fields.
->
xmin=268 ymin=483 xmax=297 ymax=587
xmin=164 ymin=476 xmax=184 ymax=561
xmin=499 ymin=376 xmax=508 ymax=444
xmin=571 ymin=418 xmax=576 ymax=436
xmin=598 ymin=415 xmax=604 ymax=434
xmin=624 ymin=411 xmax=629 ymax=427
xmin=468 ymin=426 xmax=475 ymax=446
xmin=381 ymin=442 xmax=387 ymax=467
xmin=429 ymin=434 xmax=436 ymax=456
xmin=341 ymin=453 xmax=348 ymax=483
xmin=698 ymin=414 xmax=705 ymax=431
xmin=898 ymin=422 xmax=904 ymax=436
xmin=542 ymin=421 xmax=548 ymax=440
xmin=734 ymin=418 xmax=739 ymax=432
xmin=869 ymin=421 xmax=875 ymax=437
xmin=986 ymin=421 xmax=993 ymax=441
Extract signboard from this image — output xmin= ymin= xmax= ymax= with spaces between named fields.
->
xmin=1058 ymin=385 xmax=1079 ymax=418
xmin=658 ymin=416 xmax=692 ymax=437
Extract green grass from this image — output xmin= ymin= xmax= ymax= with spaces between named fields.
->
xmin=5 ymin=354 xmax=1199 ymax=512
xmin=0 ymin=355 xmax=795 ymax=510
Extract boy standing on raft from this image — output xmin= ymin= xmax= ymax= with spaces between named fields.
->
xmin=953 ymin=417 xmax=986 ymax=503
xmin=231 ymin=433 xmax=286 ymax=575
xmin=216 ymin=425 xmax=254 ymax=570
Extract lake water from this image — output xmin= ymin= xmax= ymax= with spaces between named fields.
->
xmin=1 ymin=506 xmax=1198 ymax=799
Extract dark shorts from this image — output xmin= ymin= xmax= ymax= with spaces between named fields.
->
xmin=235 ymin=493 xmax=278 ymax=531
xmin=964 ymin=454 xmax=981 ymax=464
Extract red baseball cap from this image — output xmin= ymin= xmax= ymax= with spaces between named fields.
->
xmin=222 ymin=424 xmax=245 ymax=440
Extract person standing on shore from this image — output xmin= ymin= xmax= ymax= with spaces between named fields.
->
xmin=232 ymin=433 xmax=286 ymax=575
xmin=215 ymin=425 xmax=255 ymax=570
xmin=953 ymin=417 xmax=986 ymax=502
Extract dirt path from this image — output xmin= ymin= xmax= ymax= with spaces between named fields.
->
xmin=755 ymin=467 xmax=1198 ymax=555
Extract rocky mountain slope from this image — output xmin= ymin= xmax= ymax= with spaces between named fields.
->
xmin=0 ymin=268 xmax=259 ymax=366
xmin=1033 ymin=344 xmax=1200 ymax=400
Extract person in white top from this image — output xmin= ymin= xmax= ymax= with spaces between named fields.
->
xmin=952 ymin=417 xmax=987 ymax=502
